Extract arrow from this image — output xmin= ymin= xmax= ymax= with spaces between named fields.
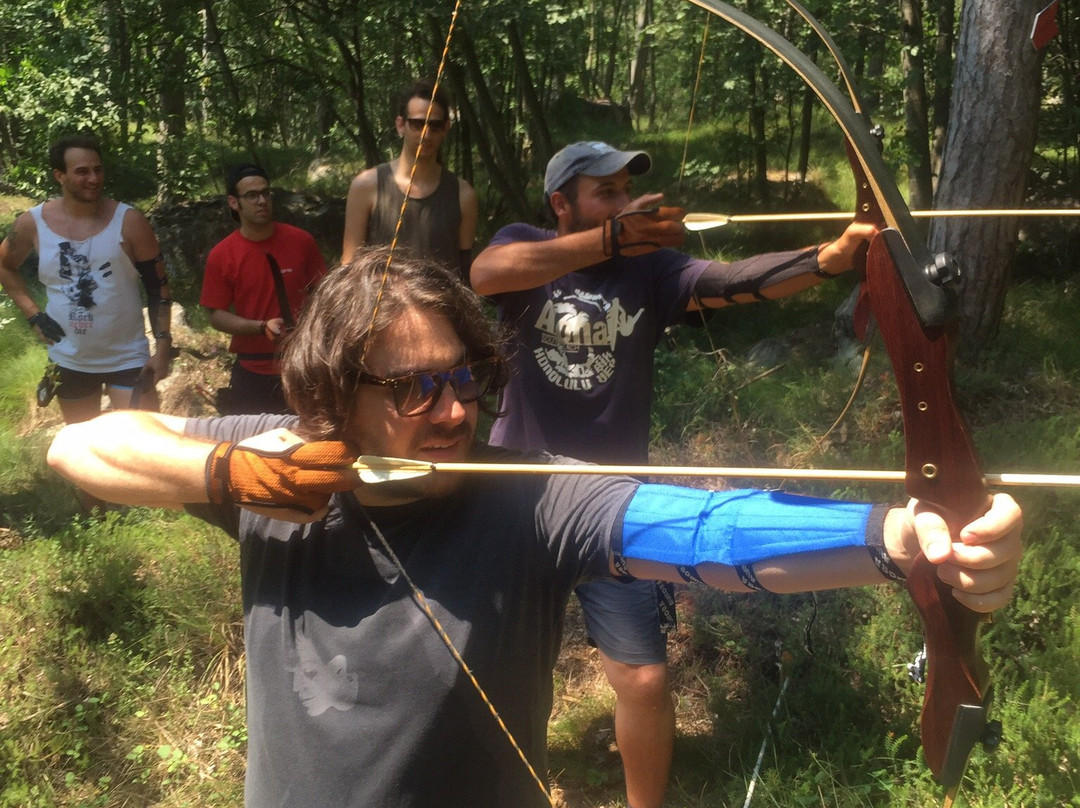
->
xmin=355 ymin=455 xmax=1080 ymax=487
xmin=684 ymin=208 xmax=1080 ymax=231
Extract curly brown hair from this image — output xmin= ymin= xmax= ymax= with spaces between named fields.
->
xmin=281 ymin=246 xmax=509 ymax=441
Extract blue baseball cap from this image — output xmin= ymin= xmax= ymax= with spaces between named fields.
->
xmin=543 ymin=141 xmax=651 ymax=203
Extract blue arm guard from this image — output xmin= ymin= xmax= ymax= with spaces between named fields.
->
xmin=617 ymin=485 xmax=876 ymax=568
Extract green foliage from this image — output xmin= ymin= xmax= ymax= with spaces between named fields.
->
xmin=0 ymin=309 xmax=246 ymax=805
xmin=2 ymin=0 xmax=1076 ymax=223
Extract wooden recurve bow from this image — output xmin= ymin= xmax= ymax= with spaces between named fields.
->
xmin=684 ymin=1 xmax=998 ymax=800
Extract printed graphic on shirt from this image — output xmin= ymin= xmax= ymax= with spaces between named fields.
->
xmin=532 ymin=288 xmax=643 ymax=391
xmin=289 ymin=633 xmax=359 ymax=717
xmin=58 ymin=240 xmax=112 ymax=335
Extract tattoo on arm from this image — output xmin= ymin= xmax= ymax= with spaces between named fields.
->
xmin=1 ymin=229 xmax=21 ymax=261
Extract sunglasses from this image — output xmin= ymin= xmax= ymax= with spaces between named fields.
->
xmin=404 ymin=117 xmax=449 ymax=133
xmin=356 ymin=358 xmax=498 ymax=416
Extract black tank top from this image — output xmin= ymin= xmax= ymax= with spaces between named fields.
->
xmin=367 ymin=162 xmax=462 ymax=274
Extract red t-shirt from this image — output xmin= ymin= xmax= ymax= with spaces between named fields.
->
xmin=201 ymin=223 xmax=327 ymax=374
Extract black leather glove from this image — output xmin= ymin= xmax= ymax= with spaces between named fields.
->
xmin=28 ymin=312 xmax=66 ymax=343
xmin=602 ymin=207 xmax=687 ymax=258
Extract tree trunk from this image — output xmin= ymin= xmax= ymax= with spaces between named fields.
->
xmin=796 ymin=38 xmax=818 ymax=183
xmin=1053 ymin=0 xmax=1077 ymax=182
xmin=200 ymin=0 xmax=260 ymax=163
xmin=900 ymin=0 xmax=933 ymax=209
xmin=629 ymin=0 xmax=653 ymax=120
xmin=443 ymin=59 xmax=530 ymax=221
xmin=455 ymin=25 xmax=523 ymax=192
xmin=601 ymin=0 xmax=626 ymax=100
xmin=156 ymin=15 xmax=188 ymax=205
xmin=931 ymin=0 xmax=1044 ymax=351
xmin=340 ymin=23 xmax=381 ymax=166
xmin=104 ymin=0 xmax=131 ymax=151
xmin=506 ymin=20 xmax=554 ymax=163
xmin=856 ymin=0 xmax=892 ymax=114
xmin=748 ymin=64 xmax=769 ymax=202
xmin=584 ymin=2 xmax=599 ymax=96
xmin=929 ymin=0 xmax=955 ymax=189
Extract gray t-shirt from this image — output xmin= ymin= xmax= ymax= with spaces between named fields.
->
xmin=184 ymin=415 xmax=635 ymax=808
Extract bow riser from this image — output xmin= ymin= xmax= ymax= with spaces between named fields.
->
xmin=866 ymin=232 xmax=992 ymax=788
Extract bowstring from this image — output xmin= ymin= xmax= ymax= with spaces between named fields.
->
xmin=361 ymin=511 xmax=555 ymax=804
xmin=678 ymin=14 xmax=710 ymax=193
xmin=355 ymin=3 xmax=556 ymax=802
xmin=359 ymin=0 xmax=462 ymax=369
xmin=678 ymin=12 xmax=730 ymax=379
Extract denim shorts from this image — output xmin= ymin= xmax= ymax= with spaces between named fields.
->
xmin=574 ymin=578 xmax=675 ymax=665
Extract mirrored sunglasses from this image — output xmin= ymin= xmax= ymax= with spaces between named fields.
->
xmin=357 ymin=358 xmax=497 ymax=416
xmin=404 ymin=117 xmax=448 ymax=132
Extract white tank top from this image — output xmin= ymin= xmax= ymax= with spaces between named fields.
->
xmin=30 ymin=201 xmax=149 ymax=372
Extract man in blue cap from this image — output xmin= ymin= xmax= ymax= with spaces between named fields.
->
xmin=472 ymin=140 xmax=877 ymax=808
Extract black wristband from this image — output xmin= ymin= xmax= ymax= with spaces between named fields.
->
xmin=865 ymin=504 xmax=906 ymax=581
xmin=602 ymin=218 xmax=620 ymax=258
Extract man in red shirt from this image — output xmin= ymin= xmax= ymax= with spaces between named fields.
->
xmin=201 ymin=164 xmax=326 ymax=414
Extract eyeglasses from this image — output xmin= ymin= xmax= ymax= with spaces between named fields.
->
xmin=404 ymin=117 xmax=448 ymax=133
xmin=356 ymin=358 xmax=498 ymax=416
xmin=239 ymin=189 xmax=272 ymax=202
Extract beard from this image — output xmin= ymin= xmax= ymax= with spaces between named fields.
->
xmin=566 ymin=204 xmax=596 ymax=234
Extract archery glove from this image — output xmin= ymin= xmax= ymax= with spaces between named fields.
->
xmin=602 ymin=207 xmax=687 ymax=258
xmin=205 ymin=429 xmax=359 ymax=516
xmin=28 ymin=312 xmax=66 ymax=344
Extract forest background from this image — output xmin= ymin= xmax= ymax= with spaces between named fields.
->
xmin=1 ymin=0 xmax=1079 ymax=806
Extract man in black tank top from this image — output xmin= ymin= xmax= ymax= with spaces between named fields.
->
xmin=342 ymin=79 xmax=478 ymax=280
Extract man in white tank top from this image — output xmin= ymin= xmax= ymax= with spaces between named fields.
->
xmin=0 ymin=133 xmax=173 ymax=424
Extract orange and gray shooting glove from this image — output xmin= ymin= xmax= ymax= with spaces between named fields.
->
xmin=602 ymin=206 xmax=687 ymax=258
xmin=205 ymin=428 xmax=359 ymax=516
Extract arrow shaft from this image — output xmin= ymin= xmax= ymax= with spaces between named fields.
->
xmin=355 ymin=457 xmax=1080 ymax=487
xmin=684 ymin=209 xmax=1080 ymax=230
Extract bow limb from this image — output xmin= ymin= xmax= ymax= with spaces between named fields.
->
xmin=780 ymin=0 xmax=885 ymax=339
xmin=782 ymin=0 xmax=868 ymax=117
xmin=683 ymin=0 xmax=931 ymax=272
xmin=686 ymin=0 xmax=994 ymax=795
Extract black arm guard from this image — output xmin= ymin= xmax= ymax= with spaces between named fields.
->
xmin=692 ymin=246 xmax=820 ymax=304
xmin=135 ymin=255 xmax=171 ymax=330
